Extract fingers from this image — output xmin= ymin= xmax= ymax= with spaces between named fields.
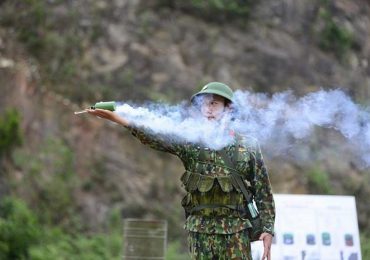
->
xmin=86 ymin=108 xmax=128 ymax=126
xmin=87 ymin=108 xmax=113 ymax=119
xmin=261 ymin=245 xmax=271 ymax=260
xmin=260 ymin=233 xmax=272 ymax=260
xmin=86 ymin=109 xmax=100 ymax=117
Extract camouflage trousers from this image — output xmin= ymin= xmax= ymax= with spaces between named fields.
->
xmin=188 ymin=229 xmax=252 ymax=260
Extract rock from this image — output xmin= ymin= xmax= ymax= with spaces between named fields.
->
xmin=0 ymin=57 xmax=15 ymax=68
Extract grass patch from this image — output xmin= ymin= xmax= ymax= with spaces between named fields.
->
xmin=306 ymin=167 xmax=333 ymax=195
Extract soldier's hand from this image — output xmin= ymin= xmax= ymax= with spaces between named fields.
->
xmin=259 ymin=232 xmax=272 ymax=260
xmin=87 ymin=108 xmax=116 ymax=119
xmin=87 ymin=108 xmax=129 ymax=126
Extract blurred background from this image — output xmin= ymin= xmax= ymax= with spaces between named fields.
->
xmin=0 ymin=0 xmax=369 ymax=259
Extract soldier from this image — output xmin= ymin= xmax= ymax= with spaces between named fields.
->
xmin=87 ymin=82 xmax=275 ymax=260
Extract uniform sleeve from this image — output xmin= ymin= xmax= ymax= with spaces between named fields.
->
xmin=253 ymin=144 xmax=275 ymax=235
xmin=126 ymin=125 xmax=180 ymax=156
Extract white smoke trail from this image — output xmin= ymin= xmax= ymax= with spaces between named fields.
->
xmin=116 ymin=102 xmax=234 ymax=149
xmin=116 ymin=89 xmax=370 ymax=167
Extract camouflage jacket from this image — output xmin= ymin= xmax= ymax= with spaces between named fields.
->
xmin=128 ymin=126 xmax=275 ymax=235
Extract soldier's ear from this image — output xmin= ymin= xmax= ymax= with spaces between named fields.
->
xmin=223 ymin=97 xmax=232 ymax=107
xmin=224 ymin=106 xmax=232 ymax=113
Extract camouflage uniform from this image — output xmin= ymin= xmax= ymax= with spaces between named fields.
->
xmin=129 ymin=126 xmax=275 ymax=260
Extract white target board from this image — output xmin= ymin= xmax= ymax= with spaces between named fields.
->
xmin=251 ymin=194 xmax=362 ymax=260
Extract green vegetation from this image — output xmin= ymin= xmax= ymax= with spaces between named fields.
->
xmin=166 ymin=241 xmax=190 ymax=260
xmin=8 ymin=135 xmax=189 ymax=258
xmin=0 ymin=197 xmax=123 ymax=260
xmin=317 ymin=7 xmax=353 ymax=59
xmin=0 ymin=0 xmax=104 ymax=103
xmin=0 ymin=197 xmax=40 ymax=259
xmin=189 ymin=0 xmax=251 ymax=16
xmin=361 ymin=233 xmax=370 ymax=260
xmin=158 ymin=0 xmax=253 ymax=22
xmin=0 ymin=109 xmax=22 ymax=160
xmin=12 ymin=137 xmax=81 ymax=229
xmin=306 ymin=167 xmax=333 ymax=195
xmin=0 ymin=196 xmax=190 ymax=260
xmin=5 ymin=134 xmax=126 ymax=259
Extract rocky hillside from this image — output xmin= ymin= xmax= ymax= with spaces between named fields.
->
xmin=1 ymin=0 xmax=370 ymax=252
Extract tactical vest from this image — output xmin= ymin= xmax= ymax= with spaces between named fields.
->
xmin=180 ymin=137 xmax=257 ymax=218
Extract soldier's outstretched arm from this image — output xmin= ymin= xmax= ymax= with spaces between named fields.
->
xmin=87 ymin=108 xmax=179 ymax=155
xmin=87 ymin=109 xmax=130 ymax=127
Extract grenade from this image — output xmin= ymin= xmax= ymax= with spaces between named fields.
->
xmin=74 ymin=101 xmax=116 ymax=114
xmin=91 ymin=101 xmax=116 ymax=111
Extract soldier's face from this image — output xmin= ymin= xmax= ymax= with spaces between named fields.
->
xmin=200 ymin=94 xmax=227 ymax=121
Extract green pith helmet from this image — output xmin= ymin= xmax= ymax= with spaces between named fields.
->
xmin=191 ymin=82 xmax=233 ymax=103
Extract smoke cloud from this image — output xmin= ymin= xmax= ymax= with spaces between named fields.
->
xmin=116 ymin=89 xmax=370 ymax=167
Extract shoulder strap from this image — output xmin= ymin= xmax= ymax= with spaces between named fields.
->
xmin=196 ymin=147 xmax=206 ymax=173
xmin=217 ymin=134 xmax=241 ymax=173
xmin=218 ymin=148 xmax=236 ymax=173
xmin=217 ymin=137 xmax=254 ymax=204
xmin=198 ymin=147 xmax=207 ymax=161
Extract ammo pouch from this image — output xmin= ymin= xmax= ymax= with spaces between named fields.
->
xmin=181 ymin=170 xmax=263 ymax=241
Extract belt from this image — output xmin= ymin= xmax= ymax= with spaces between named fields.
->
xmin=189 ymin=204 xmax=247 ymax=217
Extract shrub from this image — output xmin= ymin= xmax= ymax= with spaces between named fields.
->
xmin=12 ymin=137 xmax=80 ymax=230
xmin=0 ymin=197 xmax=41 ymax=259
xmin=318 ymin=8 xmax=353 ymax=59
xmin=361 ymin=232 xmax=370 ymax=260
xmin=30 ymin=207 xmax=123 ymax=260
xmin=166 ymin=241 xmax=190 ymax=260
xmin=0 ymin=197 xmax=124 ymax=260
xmin=157 ymin=0 xmax=253 ymax=22
xmin=189 ymin=0 xmax=251 ymax=16
xmin=30 ymin=231 xmax=123 ymax=260
xmin=0 ymin=109 xmax=22 ymax=160
xmin=306 ymin=167 xmax=333 ymax=194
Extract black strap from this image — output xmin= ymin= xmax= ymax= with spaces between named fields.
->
xmin=231 ymin=173 xmax=253 ymax=203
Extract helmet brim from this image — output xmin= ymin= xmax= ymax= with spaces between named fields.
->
xmin=190 ymin=90 xmax=233 ymax=104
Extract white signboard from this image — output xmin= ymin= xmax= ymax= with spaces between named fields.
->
xmin=252 ymin=194 xmax=362 ymax=260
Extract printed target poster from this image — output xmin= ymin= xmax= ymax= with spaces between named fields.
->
xmin=251 ymin=194 xmax=362 ymax=260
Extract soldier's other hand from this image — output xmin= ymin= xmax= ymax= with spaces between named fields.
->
xmin=259 ymin=232 xmax=272 ymax=260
